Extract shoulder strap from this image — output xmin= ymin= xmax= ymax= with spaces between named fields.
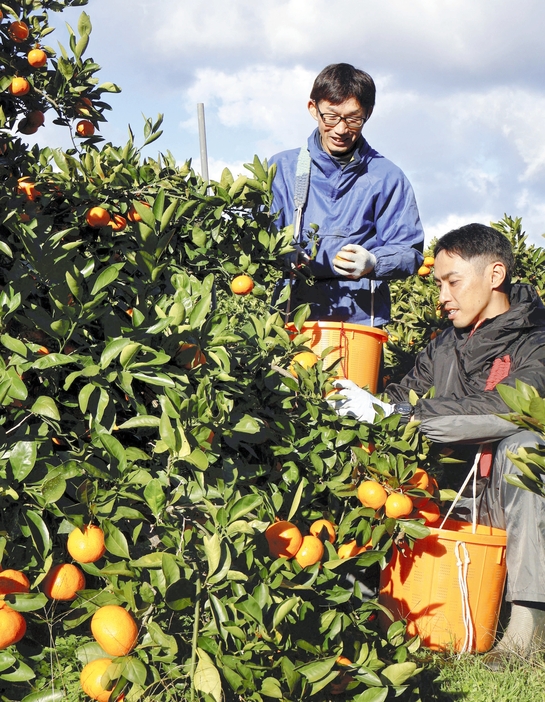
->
xmin=292 ymin=147 xmax=311 ymax=244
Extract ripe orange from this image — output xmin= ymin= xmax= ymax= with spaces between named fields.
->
xmin=309 ymin=519 xmax=336 ymax=544
xmin=76 ymin=120 xmax=95 ymax=137
xmin=416 ymin=500 xmax=441 ymax=525
xmin=357 ymin=480 xmax=387 ymax=509
xmin=109 ymin=214 xmax=127 ymax=232
xmin=178 ymin=343 xmax=206 ymax=369
xmin=0 ymin=569 xmax=30 ymax=596
xmin=27 ymin=48 xmax=47 ymax=67
xmin=127 ymin=201 xmax=150 ymax=222
xmin=384 ymin=492 xmax=413 ymax=519
xmin=9 ymin=77 xmax=30 ymax=96
xmin=330 ymin=673 xmax=353 ymax=695
xmin=43 ymin=563 xmax=85 ymax=600
xmin=91 ymin=605 xmax=138 ymax=656
xmin=407 ymin=467 xmax=429 ymax=491
xmin=289 ymin=350 xmax=318 ymax=377
xmin=27 ymin=110 xmax=45 ymax=127
xmin=0 ymin=604 xmax=26 ymax=649
xmin=336 ymin=655 xmax=352 ymax=667
xmin=417 ymin=265 xmax=431 ymax=277
xmin=17 ymin=177 xmax=41 ymax=201
xmin=86 ymin=207 xmax=110 ymax=228
xmin=67 ymin=524 xmax=106 ymax=563
xmin=265 ymin=520 xmax=303 ymax=559
xmin=337 ymin=540 xmax=369 ymax=559
xmin=230 ymin=274 xmax=254 ymax=295
xmin=8 ymin=21 xmax=29 ymax=42
xmin=76 ymin=97 xmax=93 ymax=115
xmin=294 ymin=535 xmax=324 ymax=568
xmin=37 ymin=346 xmax=49 ymax=355
xmin=423 ymin=256 xmax=435 ymax=267
xmin=80 ymin=658 xmax=116 ymax=702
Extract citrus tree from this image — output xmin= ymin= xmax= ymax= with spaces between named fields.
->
xmin=0 ymin=2 xmax=438 ymax=701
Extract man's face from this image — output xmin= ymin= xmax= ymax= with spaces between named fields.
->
xmin=434 ymin=250 xmax=507 ymax=329
xmin=308 ymin=97 xmax=369 ymax=155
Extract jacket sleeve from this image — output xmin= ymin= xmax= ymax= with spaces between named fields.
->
xmin=414 ymin=342 xmax=545 ymax=444
xmin=385 ymin=341 xmax=437 ymax=403
xmin=371 ymin=174 xmax=424 ymax=281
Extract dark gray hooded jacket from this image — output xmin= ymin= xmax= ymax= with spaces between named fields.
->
xmin=386 ymin=284 xmax=545 ymax=444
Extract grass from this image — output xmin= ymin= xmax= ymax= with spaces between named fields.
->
xmin=412 ymin=648 xmax=545 ymax=701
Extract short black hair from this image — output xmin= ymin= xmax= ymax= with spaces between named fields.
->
xmin=434 ymin=223 xmax=515 ymax=288
xmin=310 ymin=63 xmax=375 ymax=111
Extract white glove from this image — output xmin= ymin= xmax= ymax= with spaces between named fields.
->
xmin=332 ymin=245 xmax=376 ymax=279
xmin=329 ymin=378 xmax=393 ymax=423
xmin=284 ymin=244 xmax=310 ymax=272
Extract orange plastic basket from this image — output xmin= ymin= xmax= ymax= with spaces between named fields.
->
xmin=286 ymin=321 xmax=388 ymax=393
xmin=378 ymin=519 xmax=507 ymax=652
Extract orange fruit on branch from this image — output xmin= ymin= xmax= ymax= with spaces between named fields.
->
xmin=86 ymin=207 xmax=110 ymax=228
xmin=407 ymin=467 xmax=429 ymax=491
xmin=9 ymin=77 xmax=30 ymax=96
xmin=289 ymin=350 xmax=318 ymax=377
xmin=27 ymin=48 xmax=47 ymax=68
xmin=0 ymin=569 xmax=30 ymax=596
xmin=127 ymin=201 xmax=150 ymax=222
xmin=76 ymin=120 xmax=95 ymax=137
xmin=17 ymin=177 xmax=41 ymax=201
xmin=0 ymin=604 xmax=26 ymax=649
xmin=230 ymin=274 xmax=254 ymax=295
xmin=337 ymin=539 xmax=369 ymax=559
xmin=265 ymin=520 xmax=303 ymax=559
xmin=8 ymin=21 xmax=29 ymax=42
xmin=336 ymin=655 xmax=352 ymax=667
xmin=309 ymin=518 xmax=336 ymax=544
xmin=415 ymin=500 xmax=441 ymax=525
xmin=80 ymin=658 xmax=117 ymax=702
xmin=177 ymin=343 xmax=206 ymax=369
xmin=384 ymin=492 xmax=413 ymax=519
xmin=43 ymin=563 xmax=85 ymax=600
xmin=76 ymin=97 xmax=93 ymax=115
xmin=91 ymin=605 xmax=138 ymax=657
xmin=423 ymin=255 xmax=435 ymax=267
xmin=294 ymin=534 xmax=324 ymax=568
xmin=67 ymin=524 xmax=106 ymax=563
xmin=357 ymin=480 xmax=387 ymax=509
xmin=417 ymin=265 xmax=431 ymax=277
xmin=109 ymin=214 xmax=127 ymax=232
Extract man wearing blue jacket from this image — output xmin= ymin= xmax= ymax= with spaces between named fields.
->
xmin=270 ymin=63 xmax=424 ymax=326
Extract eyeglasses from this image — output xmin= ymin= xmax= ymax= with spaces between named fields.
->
xmin=315 ymin=103 xmax=368 ymax=130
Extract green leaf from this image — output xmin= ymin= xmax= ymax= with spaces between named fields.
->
xmin=261 ymin=677 xmax=283 ymax=698
xmin=1 ymin=334 xmax=27 ymax=357
xmin=353 ymin=688 xmax=388 ymax=702
xmin=381 ymin=662 xmax=417 ymax=686
xmin=272 ymin=596 xmax=298 ymax=629
xmin=42 ymin=474 xmax=67 ymax=504
xmin=194 ymin=649 xmax=222 ymax=702
xmin=9 ymin=441 xmax=37 ymax=482
xmin=31 ymin=396 xmax=60 ymax=420
xmin=90 ymin=264 xmax=122 ymax=295
xmin=144 ymin=479 xmax=166 ymax=518
xmin=298 ymin=656 xmax=337 ymax=683
xmin=103 ymin=520 xmax=130 ymax=559
xmin=1 ymin=660 xmax=35 ymax=682
xmin=23 ymin=510 xmax=51 ymax=559
xmin=229 ymin=494 xmax=262 ymax=522
xmin=117 ymin=416 xmax=160 ymax=429
xmin=287 ymin=479 xmax=307 ymax=522
xmin=100 ymin=338 xmax=131 ymax=369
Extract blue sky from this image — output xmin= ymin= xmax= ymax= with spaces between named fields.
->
xmin=30 ymin=0 xmax=545 ymax=246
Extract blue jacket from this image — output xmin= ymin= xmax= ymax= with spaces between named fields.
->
xmin=270 ymin=129 xmax=424 ymax=325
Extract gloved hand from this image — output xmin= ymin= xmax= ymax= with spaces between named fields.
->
xmin=332 ymin=244 xmax=376 ymax=279
xmin=284 ymin=244 xmax=310 ymax=272
xmin=329 ymin=378 xmax=393 ymax=423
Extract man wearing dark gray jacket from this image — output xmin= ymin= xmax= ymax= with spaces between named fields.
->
xmin=332 ymin=223 xmax=545 ymax=669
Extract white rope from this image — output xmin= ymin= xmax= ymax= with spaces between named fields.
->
xmin=454 ymin=541 xmax=474 ymax=654
xmin=438 ymin=447 xmax=482 ymax=533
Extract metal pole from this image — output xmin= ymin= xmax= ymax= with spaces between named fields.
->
xmin=197 ymin=103 xmax=209 ymax=184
